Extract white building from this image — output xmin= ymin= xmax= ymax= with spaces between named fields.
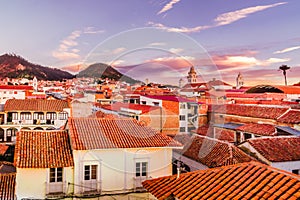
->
xmin=15 ymin=130 xmax=74 ymax=199
xmin=0 ymin=99 xmax=70 ymax=143
xmin=68 ymin=117 xmax=182 ymax=195
xmin=0 ymin=85 xmax=33 ymax=104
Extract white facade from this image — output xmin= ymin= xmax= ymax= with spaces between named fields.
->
xmin=0 ymin=90 xmax=26 ymax=104
xmin=140 ymin=96 xmax=162 ymax=107
xmin=72 ymin=147 xmax=174 ymax=195
xmin=16 ymin=167 xmax=74 ymax=200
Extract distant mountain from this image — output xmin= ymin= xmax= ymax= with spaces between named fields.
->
xmin=0 ymin=54 xmax=74 ymax=80
xmin=77 ymin=63 xmax=140 ymax=84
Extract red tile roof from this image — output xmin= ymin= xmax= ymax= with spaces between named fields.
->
xmin=94 ymin=111 xmax=117 ymax=119
xmin=142 ymin=95 xmax=195 ymax=103
xmin=68 ymin=118 xmax=182 ymax=150
xmin=0 ymin=85 xmax=33 ymax=90
xmin=0 ymin=145 xmax=9 ymax=156
xmin=246 ymin=136 xmax=300 ymax=162
xmin=173 ymin=135 xmax=253 ymax=168
xmin=0 ymin=173 xmax=16 ymax=200
xmin=14 ymin=130 xmax=74 ymax=168
xmin=236 ymin=123 xmax=276 ymax=136
xmin=5 ymin=99 xmax=69 ymax=112
xmin=214 ymin=104 xmax=289 ymax=120
xmin=101 ymin=102 xmax=160 ymax=114
xmin=143 ymin=162 xmax=300 ymax=200
xmin=195 ymin=126 xmax=235 ymax=142
xmin=277 ymin=109 xmax=300 ymax=124
xmin=214 ymin=128 xmax=235 ymax=142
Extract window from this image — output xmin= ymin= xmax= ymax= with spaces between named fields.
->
xmin=20 ymin=112 xmax=31 ymax=120
xmin=50 ymin=168 xmax=63 ymax=182
xmin=46 ymin=112 xmax=57 ymax=120
xmin=180 ymin=127 xmax=186 ymax=132
xmin=136 ymin=162 xmax=147 ymax=177
xmin=179 ymin=115 xmax=186 ymax=121
xmin=141 ymin=101 xmax=146 ymax=105
xmin=84 ymin=165 xmax=97 ymax=180
xmin=58 ymin=112 xmax=68 ymax=120
xmin=153 ymin=102 xmax=159 ymax=106
xmin=12 ymin=113 xmax=18 ymax=120
xmin=180 ymin=103 xmax=186 ymax=109
xmin=292 ymin=169 xmax=299 ymax=175
xmin=244 ymin=133 xmax=252 ymax=140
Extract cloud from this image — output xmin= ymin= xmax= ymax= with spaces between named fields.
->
xmin=148 ymin=22 xmax=210 ymax=33
xmin=149 ymin=2 xmax=287 ymax=33
xmin=274 ymin=46 xmax=300 ymax=54
xmin=169 ymin=48 xmax=184 ymax=54
xmin=84 ymin=27 xmax=105 ymax=34
xmin=112 ymin=47 xmax=126 ymax=55
xmin=157 ymin=0 xmax=181 ymax=15
xmin=214 ymin=2 xmax=287 ymax=26
xmin=213 ymin=54 xmax=290 ymax=72
xmin=110 ymin=59 xmax=125 ymax=66
xmin=145 ymin=56 xmax=195 ymax=70
xmin=148 ymin=42 xmax=166 ymax=46
xmin=61 ymin=63 xmax=87 ymax=73
xmin=52 ymin=27 xmax=104 ymax=61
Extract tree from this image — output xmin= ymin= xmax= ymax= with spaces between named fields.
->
xmin=279 ymin=65 xmax=290 ymax=86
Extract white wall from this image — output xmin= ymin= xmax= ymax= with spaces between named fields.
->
xmin=73 ymin=147 xmax=174 ymax=194
xmin=0 ymin=90 xmax=26 ymax=104
xmin=140 ymin=96 xmax=162 ymax=107
xmin=16 ymin=167 xmax=73 ymax=200
xmin=271 ymin=161 xmax=300 ymax=174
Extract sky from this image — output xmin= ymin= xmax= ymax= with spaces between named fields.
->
xmin=1 ymin=0 xmax=300 ymax=86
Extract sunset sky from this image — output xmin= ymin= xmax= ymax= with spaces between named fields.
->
xmin=1 ymin=0 xmax=300 ymax=86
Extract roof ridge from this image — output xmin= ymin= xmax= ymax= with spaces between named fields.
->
xmin=276 ymin=107 xmax=291 ymax=120
xmin=193 ymin=134 xmax=234 ymax=146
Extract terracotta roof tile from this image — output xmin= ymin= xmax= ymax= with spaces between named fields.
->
xmin=68 ymin=118 xmax=182 ymax=150
xmin=277 ymin=109 xmax=300 ymax=124
xmin=214 ymin=104 xmax=289 ymax=120
xmin=174 ymin=134 xmax=253 ymax=168
xmin=143 ymin=162 xmax=300 ymax=200
xmin=4 ymin=99 xmax=69 ymax=112
xmin=237 ymin=123 xmax=276 ymax=136
xmin=0 ymin=173 xmax=16 ymax=200
xmin=246 ymin=136 xmax=300 ymax=162
xmin=0 ymin=145 xmax=9 ymax=156
xmin=14 ymin=130 xmax=74 ymax=168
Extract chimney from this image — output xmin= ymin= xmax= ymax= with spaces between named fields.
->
xmin=176 ymin=160 xmax=181 ymax=179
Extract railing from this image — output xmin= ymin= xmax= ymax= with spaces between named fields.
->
xmin=133 ymin=177 xmax=147 ymax=191
xmin=80 ymin=180 xmax=101 ymax=194
xmin=46 ymin=182 xmax=65 ymax=197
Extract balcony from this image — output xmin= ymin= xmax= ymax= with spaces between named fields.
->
xmin=80 ymin=180 xmax=101 ymax=194
xmin=133 ymin=177 xmax=147 ymax=191
xmin=46 ymin=182 xmax=66 ymax=197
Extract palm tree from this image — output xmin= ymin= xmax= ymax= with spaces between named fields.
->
xmin=279 ymin=65 xmax=290 ymax=86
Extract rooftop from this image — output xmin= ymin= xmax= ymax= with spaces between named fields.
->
xmin=236 ymin=123 xmax=276 ymax=136
xmin=173 ymin=135 xmax=253 ymax=168
xmin=68 ymin=118 xmax=182 ymax=150
xmin=143 ymin=162 xmax=300 ymax=200
xmin=4 ymin=99 xmax=69 ymax=112
xmin=0 ymin=173 xmax=16 ymax=200
xmin=214 ymin=104 xmax=289 ymax=120
xmin=14 ymin=130 xmax=74 ymax=168
xmin=277 ymin=109 xmax=300 ymax=124
xmin=246 ymin=136 xmax=300 ymax=162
